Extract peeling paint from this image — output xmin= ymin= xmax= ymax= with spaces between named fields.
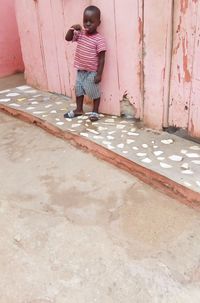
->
xmin=180 ymin=0 xmax=188 ymax=14
xmin=138 ymin=17 xmax=143 ymax=44
xmin=182 ymin=37 xmax=191 ymax=82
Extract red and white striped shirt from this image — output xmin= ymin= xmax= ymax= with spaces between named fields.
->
xmin=73 ymin=30 xmax=106 ymax=72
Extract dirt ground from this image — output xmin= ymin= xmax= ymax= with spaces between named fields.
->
xmin=1 ymin=74 xmax=200 ymax=302
xmin=1 ymin=111 xmax=200 ymax=303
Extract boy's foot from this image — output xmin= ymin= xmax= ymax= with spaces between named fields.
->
xmin=64 ymin=110 xmax=83 ymax=118
xmin=89 ymin=112 xmax=99 ymax=122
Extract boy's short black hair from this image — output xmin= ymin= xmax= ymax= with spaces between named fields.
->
xmin=84 ymin=5 xmax=101 ymax=20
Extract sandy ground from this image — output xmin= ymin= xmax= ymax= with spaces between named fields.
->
xmin=1 ymin=111 xmax=200 ymax=303
xmin=1 ymin=74 xmax=200 ymax=302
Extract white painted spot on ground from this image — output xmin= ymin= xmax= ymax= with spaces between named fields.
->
xmin=181 ymin=163 xmax=190 ymax=170
xmin=181 ymin=170 xmax=194 ymax=175
xmin=154 ymin=151 xmax=164 ymax=156
xmin=132 ymin=147 xmax=139 ymax=150
xmin=98 ymin=126 xmax=108 ymax=131
xmin=183 ymin=181 xmax=192 ymax=187
xmin=93 ymin=136 xmax=104 ymax=140
xmin=107 ymin=145 xmax=115 ymax=150
xmin=45 ymin=104 xmax=53 ymax=108
xmin=71 ymin=124 xmax=80 ymax=128
xmin=86 ymin=129 xmax=99 ymax=134
xmin=161 ymin=139 xmax=174 ymax=144
xmin=160 ymin=162 xmax=172 ymax=168
xmin=157 ymin=157 xmax=165 ymax=161
xmin=33 ymin=111 xmax=45 ymax=114
xmin=17 ymin=98 xmax=26 ymax=102
xmin=26 ymin=90 xmax=37 ymax=93
xmin=120 ymin=120 xmax=128 ymax=124
xmin=26 ymin=107 xmax=35 ymax=110
xmin=107 ymin=135 xmax=114 ymax=140
xmin=56 ymin=122 xmax=64 ymax=126
xmin=186 ymin=153 xmax=200 ymax=158
xmin=168 ymin=155 xmax=183 ymax=162
xmin=105 ymin=119 xmax=115 ymax=123
xmin=16 ymin=85 xmax=31 ymax=90
xmin=196 ymin=181 xmax=200 ymax=187
xmin=116 ymin=125 xmax=126 ymax=129
xmin=103 ymin=141 xmax=112 ymax=145
xmin=192 ymin=160 xmax=200 ymax=165
xmin=80 ymin=133 xmax=89 ymax=137
xmin=190 ymin=146 xmax=200 ymax=151
xmin=181 ymin=150 xmax=188 ymax=154
xmin=0 ymin=89 xmax=10 ymax=94
xmin=142 ymin=144 xmax=148 ymax=148
xmin=136 ymin=153 xmax=147 ymax=157
xmin=128 ymin=132 xmax=139 ymax=136
xmin=6 ymin=93 xmax=20 ymax=97
xmin=0 ymin=98 xmax=11 ymax=102
xmin=126 ymin=139 xmax=135 ymax=144
xmin=10 ymin=103 xmax=20 ymax=107
xmin=141 ymin=158 xmax=152 ymax=164
xmin=122 ymin=151 xmax=128 ymax=154
xmin=50 ymin=110 xmax=57 ymax=114
xmin=117 ymin=143 xmax=124 ymax=149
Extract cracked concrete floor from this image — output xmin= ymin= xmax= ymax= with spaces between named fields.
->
xmin=1 ymin=112 xmax=200 ymax=302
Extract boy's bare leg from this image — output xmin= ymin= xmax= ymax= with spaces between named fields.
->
xmin=92 ymin=97 xmax=100 ymax=113
xmin=75 ymin=95 xmax=84 ymax=114
xmin=90 ymin=97 xmax=100 ymax=121
xmin=64 ymin=95 xmax=84 ymax=118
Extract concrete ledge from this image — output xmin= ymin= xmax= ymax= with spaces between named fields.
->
xmin=1 ymin=104 xmax=200 ymax=208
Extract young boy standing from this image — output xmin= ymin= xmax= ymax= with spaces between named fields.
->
xmin=64 ymin=6 xmax=106 ymax=122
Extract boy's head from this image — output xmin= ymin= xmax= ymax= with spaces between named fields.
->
xmin=83 ymin=6 xmax=101 ymax=35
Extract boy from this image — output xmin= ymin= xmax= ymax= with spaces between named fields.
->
xmin=64 ymin=5 xmax=106 ymax=122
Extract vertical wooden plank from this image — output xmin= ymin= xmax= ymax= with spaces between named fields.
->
xmin=143 ymin=0 xmax=173 ymax=129
xmin=50 ymin=0 xmax=71 ymax=96
xmin=188 ymin=2 xmax=200 ymax=138
xmin=90 ymin=0 xmax=120 ymax=115
xmin=114 ymin=0 xmax=143 ymax=118
xmin=62 ymin=0 xmax=89 ymax=100
xmin=36 ymin=0 xmax=61 ymax=93
xmin=169 ymin=0 xmax=198 ymax=128
xmin=15 ymin=0 xmax=47 ymax=89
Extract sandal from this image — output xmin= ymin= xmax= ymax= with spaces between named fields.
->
xmin=64 ymin=110 xmax=83 ymax=118
xmin=89 ymin=112 xmax=99 ymax=122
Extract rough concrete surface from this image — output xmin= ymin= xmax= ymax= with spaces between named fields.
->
xmin=1 ymin=112 xmax=200 ymax=303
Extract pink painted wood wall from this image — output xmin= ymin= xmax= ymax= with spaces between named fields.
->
xmin=15 ymin=0 xmax=200 ymax=138
xmin=0 ymin=0 xmax=24 ymax=77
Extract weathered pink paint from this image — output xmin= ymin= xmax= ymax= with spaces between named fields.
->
xmin=143 ymin=0 xmax=173 ymax=129
xmin=15 ymin=0 xmax=200 ymax=138
xmin=15 ymin=0 xmax=141 ymax=116
xmin=0 ymin=0 xmax=24 ymax=77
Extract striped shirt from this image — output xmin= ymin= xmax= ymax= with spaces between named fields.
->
xmin=73 ymin=30 xmax=106 ymax=72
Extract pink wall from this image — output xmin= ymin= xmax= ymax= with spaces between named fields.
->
xmin=15 ymin=0 xmax=200 ymax=138
xmin=0 ymin=0 xmax=24 ymax=77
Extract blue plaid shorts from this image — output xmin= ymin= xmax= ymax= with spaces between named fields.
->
xmin=75 ymin=70 xmax=100 ymax=100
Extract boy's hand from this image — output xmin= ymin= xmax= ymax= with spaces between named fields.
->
xmin=94 ymin=74 xmax=101 ymax=84
xmin=71 ymin=24 xmax=82 ymax=31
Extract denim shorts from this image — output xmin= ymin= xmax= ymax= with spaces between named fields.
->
xmin=75 ymin=70 xmax=100 ymax=100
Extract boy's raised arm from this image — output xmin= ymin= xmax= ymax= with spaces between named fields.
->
xmin=65 ymin=24 xmax=82 ymax=41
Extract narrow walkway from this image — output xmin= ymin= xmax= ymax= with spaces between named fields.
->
xmin=0 ymin=85 xmax=200 ymax=205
